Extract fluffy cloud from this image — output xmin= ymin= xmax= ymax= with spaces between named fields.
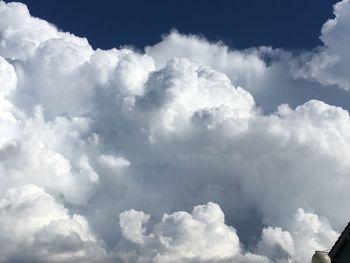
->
xmin=118 ymin=202 xmax=240 ymax=262
xmin=0 ymin=185 xmax=108 ymax=262
xmin=0 ymin=104 xmax=101 ymax=204
xmin=145 ymin=30 xmax=267 ymax=91
xmin=295 ymin=0 xmax=350 ymax=90
xmin=117 ymin=204 xmax=338 ymax=263
xmin=0 ymin=0 xmax=350 ymax=262
xmin=0 ymin=1 xmax=91 ymax=60
xmin=257 ymin=209 xmax=338 ymax=263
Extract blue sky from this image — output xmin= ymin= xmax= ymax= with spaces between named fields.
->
xmin=7 ymin=0 xmax=339 ymax=49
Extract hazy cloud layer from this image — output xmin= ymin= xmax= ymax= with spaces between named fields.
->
xmin=1 ymin=0 xmax=350 ymax=262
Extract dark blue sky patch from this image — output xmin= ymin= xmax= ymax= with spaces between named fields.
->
xmin=6 ymin=0 xmax=340 ymax=50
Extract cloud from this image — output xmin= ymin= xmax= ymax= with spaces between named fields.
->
xmin=0 ymin=104 xmax=100 ymax=204
xmin=0 ymin=0 xmax=350 ymax=262
xmin=0 ymin=1 xmax=91 ymax=60
xmin=117 ymin=202 xmax=241 ymax=262
xmin=294 ymin=0 xmax=350 ymax=90
xmin=0 ymin=185 xmax=108 ymax=263
xmin=117 ymin=204 xmax=338 ymax=263
xmin=145 ymin=30 xmax=267 ymax=91
xmin=257 ymin=209 xmax=338 ymax=263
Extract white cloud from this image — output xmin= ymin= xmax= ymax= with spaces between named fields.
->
xmin=145 ymin=30 xmax=267 ymax=90
xmin=294 ymin=0 xmax=350 ymax=90
xmin=0 ymin=1 xmax=91 ymax=60
xmin=118 ymin=202 xmax=241 ymax=262
xmin=0 ymin=0 xmax=349 ymax=262
xmin=0 ymin=105 xmax=100 ymax=204
xmin=257 ymin=227 xmax=295 ymax=261
xmin=254 ymin=208 xmax=338 ymax=263
xmin=135 ymin=57 xmax=255 ymax=137
xmin=117 ymin=204 xmax=338 ymax=263
xmin=0 ymin=185 xmax=108 ymax=262
xmin=98 ymin=154 xmax=130 ymax=170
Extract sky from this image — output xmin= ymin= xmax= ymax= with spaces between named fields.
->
xmin=4 ymin=0 xmax=339 ymax=50
xmin=1 ymin=0 xmax=350 ymax=262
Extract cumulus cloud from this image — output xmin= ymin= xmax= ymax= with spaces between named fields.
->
xmin=118 ymin=202 xmax=240 ymax=262
xmin=295 ymin=0 xmax=350 ymax=90
xmin=145 ymin=30 xmax=267 ymax=91
xmin=0 ymin=185 xmax=108 ymax=263
xmin=117 ymin=204 xmax=338 ymax=263
xmin=0 ymin=0 xmax=350 ymax=262
xmin=257 ymin=209 xmax=338 ymax=263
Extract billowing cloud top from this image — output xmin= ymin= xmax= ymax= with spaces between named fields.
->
xmin=0 ymin=1 xmax=350 ymax=262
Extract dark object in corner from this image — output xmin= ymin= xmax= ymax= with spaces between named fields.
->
xmin=329 ymin=222 xmax=350 ymax=262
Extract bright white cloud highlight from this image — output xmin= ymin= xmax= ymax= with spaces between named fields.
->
xmin=118 ymin=202 xmax=240 ymax=262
